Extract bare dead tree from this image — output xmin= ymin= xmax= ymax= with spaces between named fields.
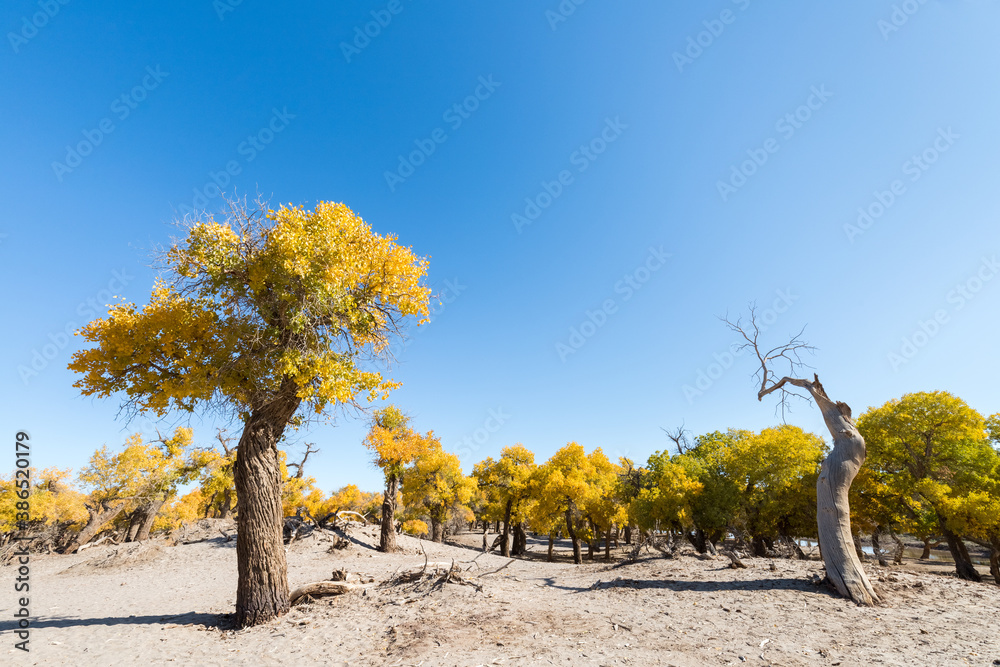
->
xmin=286 ymin=442 xmax=318 ymax=479
xmin=725 ymin=306 xmax=879 ymax=606
xmin=662 ymin=422 xmax=692 ymax=454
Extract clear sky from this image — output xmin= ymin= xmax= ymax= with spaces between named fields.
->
xmin=3 ymin=1 xmax=998 ymax=493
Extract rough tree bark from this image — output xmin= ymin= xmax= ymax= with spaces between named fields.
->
xmin=379 ymin=473 xmax=399 ymax=553
xmin=125 ymin=498 xmax=166 ymax=542
xmin=512 ymin=523 xmax=527 ymax=556
xmin=65 ymin=500 xmax=125 ymax=553
xmin=547 ymin=534 xmax=555 ymax=562
xmin=233 ymin=384 xmax=301 ymax=628
xmin=501 ymin=499 xmax=512 ymax=557
xmin=565 ymin=506 xmax=582 ymax=565
xmin=728 ymin=313 xmax=879 ymax=605
xmin=990 ymin=538 xmax=1000 ymax=585
xmin=939 ymin=522 xmax=981 ymax=582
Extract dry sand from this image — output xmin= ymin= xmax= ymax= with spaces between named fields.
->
xmin=3 ymin=521 xmax=999 ymax=666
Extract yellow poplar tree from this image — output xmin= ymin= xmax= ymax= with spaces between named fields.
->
xmin=402 ymin=435 xmax=475 ymax=542
xmin=528 ymin=443 xmax=595 ymax=564
xmin=0 ymin=468 xmax=88 ymax=548
xmin=858 ymin=391 xmax=995 ymax=581
xmin=364 ymin=405 xmax=428 ymax=552
xmin=68 ymin=200 xmax=430 ymax=627
xmin=67 ymin=427 xmax=197 ymax=551
xmin=472 ymin=443 xmax=536 ymax=556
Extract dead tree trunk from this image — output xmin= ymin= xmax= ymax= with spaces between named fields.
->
xmin=65 ymin=500 xmax=126 ymax=553
xmin=812 ymin=389 xmax=879 ymax=603
xmin=379 ymin=473 xmax=399 ymax=553
xmin=233 ymin=385 xmax=301 ymax=628
xmin=728 ymin=313 xmax=879 ymax=605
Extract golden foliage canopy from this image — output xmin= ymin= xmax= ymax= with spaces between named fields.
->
xmin=69 ymin=201 xmax=431 ymax=419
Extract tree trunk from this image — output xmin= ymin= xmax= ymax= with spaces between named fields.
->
xmin=752 ymin=535 xmax=767 ymax=557
xmin=604 ymin=527 xmax=612 ymax=561
xmin=624 ymin=524 xmax=632 ymax=545
xmin=501 ymin=499 xmax=512 ymax=557
xmin=379 ymin=473 xmax=399 ymax=553
xmin=872 ymin=529 xmax=888 ymax=567
xmin=889 ymin=527 xmax=904 ymax=565
xmin=989 ymin=539 xmax=1000 ymax=586
xmin=691 ymin=529 xmax=707 ymax=554
xmin=512 ymin=523 xmax=526 ymax=556
xmin=852 ymin=533 xmax=866 ymax=562
xmin=565 ymin=506 xmax=582 ymax=565
xmin=65 ymin=500 xmax=125 ymax=553
xmin=125 ymin=498 xmax=166 ymax=542
xmin=233 ymin=387 xmax=301 ymax=628
xmin=939 ymin=524 xmax=981 ymax=582
xmin=204 ymin=492 xmax=217 ymax=519
xmin=547 ymin=534 xmax=555 ymax=562
xmin=809 ymin=382 xmax=879 ymax=605
xmin=219 ymin=488 xmax=233 ymax=520
xmin=431 ymin=516 xmax=445 ymax=543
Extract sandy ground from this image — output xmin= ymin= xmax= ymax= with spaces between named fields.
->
xmin=3 ymin=521 xmax=999 ymax=666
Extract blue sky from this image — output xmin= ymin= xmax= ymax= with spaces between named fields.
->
xmin=3 ymin=1 xmax=998 ymax=493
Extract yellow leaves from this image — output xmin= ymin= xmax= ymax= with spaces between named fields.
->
xmin=0 ymin=467 xmax=89 ymax=532
xmin=78 ymin=428 xmax=196 ymax=507
xmin=69 ymin=281 xmax=237 ymax=416
xmin=402 ymin=519 xmax=428 ymax=537
xmin=402 ymin=435 xmax=475 ymax=523
xmin=363 ymin=405 xmax=428 ymax=473
xmin=472 ymin=443 xmax=536 ymax=523
xmin=71 ymin=200 xmax=431 ymax=422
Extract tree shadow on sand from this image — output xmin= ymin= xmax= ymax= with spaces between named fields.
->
xmin=0 ymin=611 xmax=235 ymax=632
xmin=589 ymin=574 xmax=840 ymax=598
